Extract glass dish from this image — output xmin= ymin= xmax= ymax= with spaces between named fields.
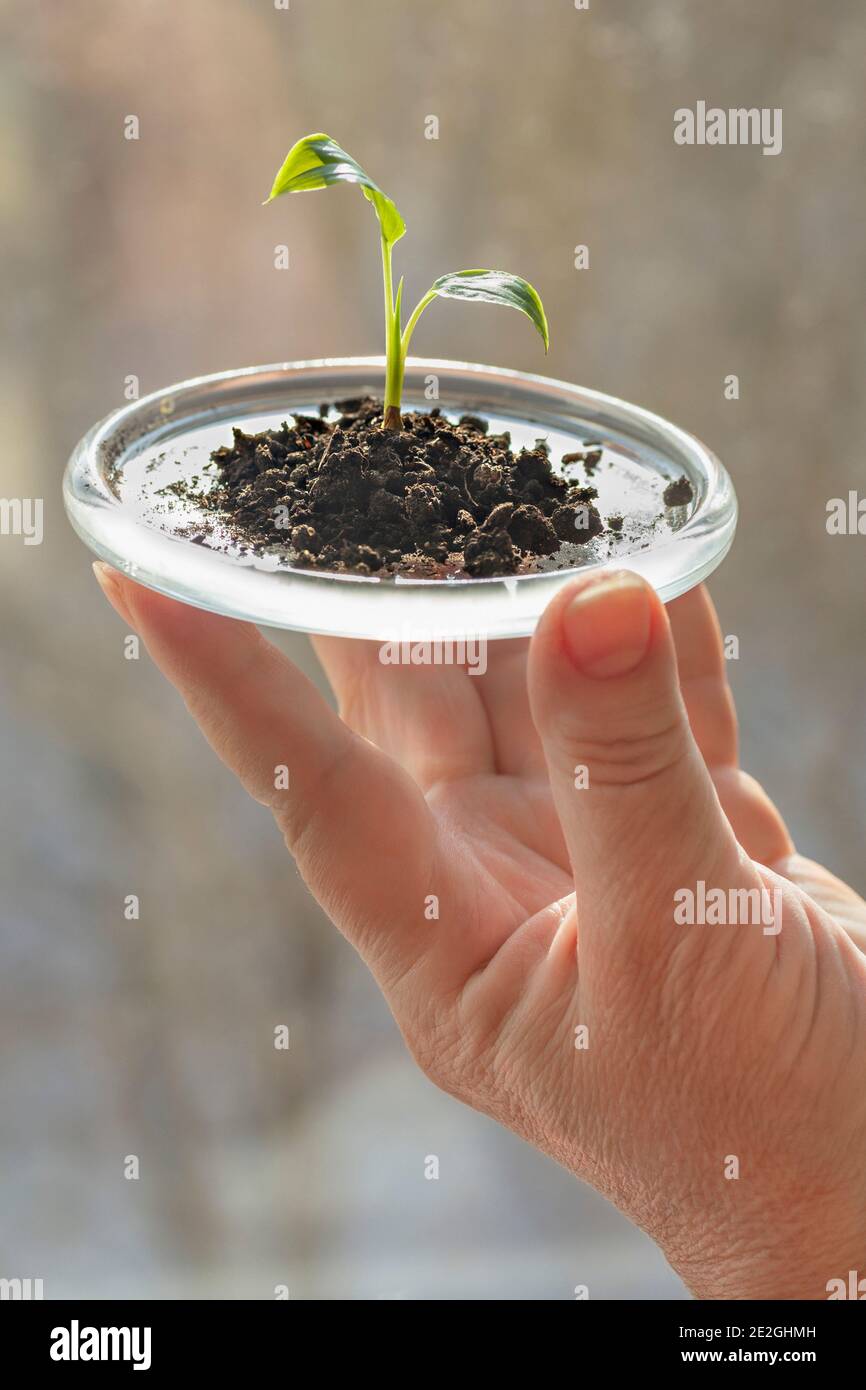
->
xmin=64 ymin=357 xmax=737 ymax=640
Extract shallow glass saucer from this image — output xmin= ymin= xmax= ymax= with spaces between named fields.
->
xmin=64 ymin=357 xmax=737 ymax=641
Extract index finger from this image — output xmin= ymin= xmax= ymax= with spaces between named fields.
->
xmin=93 ymin=566 xmax=439 ymax=978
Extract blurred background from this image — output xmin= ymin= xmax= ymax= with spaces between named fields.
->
xmin=1 ymin=0 xmax=864 ymax=1299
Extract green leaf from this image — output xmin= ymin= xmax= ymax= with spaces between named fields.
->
xmin=264 ymin=132 xmax=405 ymax=246
xmin=428 ymin=269 xmax=549 ymax=350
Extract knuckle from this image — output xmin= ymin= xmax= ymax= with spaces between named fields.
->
xmin=391 ymin=987 xmax=467 ymax=1094
xmin=408 ymin=1027 xmax=466 ymax=1096
xmin=562 ymin=712 xmax=689 ymax=788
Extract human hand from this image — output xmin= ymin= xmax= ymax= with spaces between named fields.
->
xmin=93 ymin=562 xmax=866 ymax=1298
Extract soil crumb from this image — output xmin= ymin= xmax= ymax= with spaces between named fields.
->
xmin=662 ymin=475 xmax=695 ymax=508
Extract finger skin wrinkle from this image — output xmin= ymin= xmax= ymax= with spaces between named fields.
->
xmin=457 ymin=900 xmax=572 ymax=1052
xmin=543 ymin=683 xmax=689 ymax=784
xmin=460 ymin=886 xmax=575 ymax=1014
xmin=270 ymin=734 xmax=362 ymax=856
xmin=558 ymin=729 xmax=691 ymax=791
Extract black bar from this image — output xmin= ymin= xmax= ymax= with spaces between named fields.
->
xmin=2 ymin=1297 xmax=859 ymax=1374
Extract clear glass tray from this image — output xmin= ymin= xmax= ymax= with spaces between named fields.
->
xmin=64 ymin=358 xmax=737 ymax=640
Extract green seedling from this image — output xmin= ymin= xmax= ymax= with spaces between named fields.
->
xmin=264 ymin=133 xmax=549 ymax=430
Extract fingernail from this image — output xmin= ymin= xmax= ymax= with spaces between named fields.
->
xmin=93 ymin=561 xmax=133 ymax=624
xmin=562 ymin=572 xmax=652 ymax=678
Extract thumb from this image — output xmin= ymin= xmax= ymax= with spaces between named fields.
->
xmin=528 ymin=572 xmax=742 ymax=951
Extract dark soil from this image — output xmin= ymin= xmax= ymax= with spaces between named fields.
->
xmin=200 ymin=397 xmax=608 ymax=578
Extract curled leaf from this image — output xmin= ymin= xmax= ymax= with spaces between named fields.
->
xmin=428 ymin=269 xmax=549 ymax=350
xmin=264 ymin=132 xmax=405 ymax=246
